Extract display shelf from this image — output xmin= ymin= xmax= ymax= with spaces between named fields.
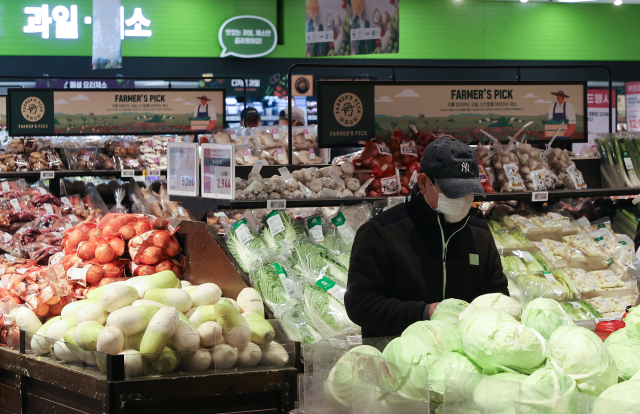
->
xmin=0 ymin=169 xmax=148 ymax=179
xmin=235 ymin=164 xmax=330 ymax=180
xmin=479 ymin=187 xmax=640 ymax=202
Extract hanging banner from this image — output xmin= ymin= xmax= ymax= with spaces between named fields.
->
xmin=625 ymin=82 xmax=640 ymax=132
xmin=35 ymin=79 xmax=135 ymax=89
xmin=318 ymin=81 xmax=587 ymax=147
xmin=0 ymin=96 xmax=6 ymax=128
xmin=8 ymin=89 xmax=224 ymax=136
xmin=306 ymin=0 xmax=399 ymax=57
xmin=574 ymin=89 xmax=616 ymax=154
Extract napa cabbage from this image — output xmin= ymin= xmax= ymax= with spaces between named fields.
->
xmin=291 ymin=241 xmax=348 ymax=287
xmin=548 ymin=325 xmax=618 ymax=396
xmin=325 ymin=345 xmax=383 ymax=408
xmin=401 ymin=320 xmax=461 ymax=366
xmin=521 ymin=298 xmax=575 ymax=341
xmin=226 ymin=221 xmax=265 ymax=273
xmin=502 ymin=256 xmax=527 ymax=275
xmin=459 ymin=308 xmax=547 ymax=375
xmin=251 ymin=261 xmax=295 ymax=317
xmin=431 ymin=298 xmax=469 ymax=325
xmin=279 ymin=304 xmax=323 ymax=344
xmin=604 ymin=328 xmax=640 ymax=381
xmin=459 ymin=293 xmax=523 ymax=321
xmin=303 ymin=285 xmax=357 ymax=338
xmin=260 ymin=211 xmax=305 ymax=255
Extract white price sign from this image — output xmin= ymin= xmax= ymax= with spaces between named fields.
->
xmin=200 ymin=143 xmax=235 ymax=200
xmin=167 ymin=142 xmax=199 ymax=197
xmin=267 ymin=199 xmax=286 ymax=210
xmin=121 ymin=169 xmax=135 ymax=177
xmin=532 ymin=191 xmax=549 ymax=202
xmin=148 ymin=169 xmax=161 ymax=177
xmin=40 ymin=171 xmax=55 ymax=180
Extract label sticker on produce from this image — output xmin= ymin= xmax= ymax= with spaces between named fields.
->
xmin=278 ymin=166 xmax=293 ymax=182
xmin=44 ymin=204 xmax=54 ymax=215
xmin=542 ymin=271 xmax=557 ymax=284
xmin=61 ymin=197 xmax=72 ymax=207
xmin=67 ymin=267 xmax=88 ymax=284
xmin=503 ymin=163 xmax=526 ymax=191
xmin=1 ymin=233 xmax=11 ymax=244
xmin=0 ymin=267 xmax=5 ymax=275
xmin=515 ymin=251 xmax=534 ymax=262
xmin=51 ymin=232 xmax=62 ymax=238
xmin=243 ymin=150 xmax=250 ymax=163
xmin=82 ymin=155 xmax=91 ymax=162
xmin=277 ymin=148 xmax=285 ymax=161
xmin=307 ymin=216 xmax=324 ymax=242
xmin=619 ymin=240 xmax=628 ymax=246
xmin=0 ymin=182 xmax=9 ymax=192
xmin=309 ymin=148 xmax=316 ymax=160
xmin=316 ymin=277 xmax=345 ymax=304
xmin=229 ymin=130 xmax=237 ymax=141
xmin=623 ymin=151 xmax=634 ymax=170
xmin=569 ymin=302 xmax=583 ymax=309
xmin=606 ymin=257 xmax=614 ymax=267
xmin=234 ymin=219 xmax=254 ymax=245
xmin=15 ymin=267 xmax=29 ymax=275
xmin=38 ymin=187 xmax=48 ymax=195
xmin=273 ymin=262 xmax=295 ymax=298
xmin=375 ymin=143 xmax=391 ymax=155
xmin=271 ymin=129 xmax=280 ymax=140
xmin=331 ymin=212 xmax=355 ymax=242
xmin=9 ymin=199 xmax=21 ymax=212
xmin=304 ymin=129 xmax=311 ymax=140
xmin=400 ymin=142 xmax=418 ymax=156
xmin=380 ymin=175 xmax=399 ymax=195
xmin=566 ymin=164 xmax=587 ymax=190
xmin=69 ymin=214 xmax=79 ymax=223
xmin=265 ymin=211 xmax=286 ymax=237
xmin=409 ymin=170 xmax=419 ymax=188
xmin=251 ymin=160 xmax=267 ymax=174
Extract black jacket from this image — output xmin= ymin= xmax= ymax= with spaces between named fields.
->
xmin=345 ymin=186 xmax=508 ymax=338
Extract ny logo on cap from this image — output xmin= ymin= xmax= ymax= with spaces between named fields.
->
xmin=461 ymin=162 xmax=470 ymax=173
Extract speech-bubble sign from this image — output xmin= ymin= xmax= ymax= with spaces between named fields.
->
xmin=219 ymin=15 xmax=278 ymax=58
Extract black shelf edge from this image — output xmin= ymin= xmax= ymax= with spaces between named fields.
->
xmin=171 ymin=187 xmax=640 ymax=216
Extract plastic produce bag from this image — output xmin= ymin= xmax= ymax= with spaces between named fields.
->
xmin=545 ymin=147 xmax=587 ymax=190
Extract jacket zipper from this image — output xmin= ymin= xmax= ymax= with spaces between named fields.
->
xmin=437 ymin=216 xmax=470 ymax=300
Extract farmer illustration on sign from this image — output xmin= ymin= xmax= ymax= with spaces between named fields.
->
xmin=193 ymin=95 xmax=217 ymax=130
xmin=548 ymin=90 xmax=576 ymax=137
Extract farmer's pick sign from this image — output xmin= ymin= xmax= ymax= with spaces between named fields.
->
xmin=318 ymin=81 xmax=586 ymax=146
xmin=8 ymin=89 xmax=225 ymax=136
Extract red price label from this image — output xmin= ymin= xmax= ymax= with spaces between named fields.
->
xmin=630 ymin=119 xmax=639 ymax=129
xmin=216 ymin=179 xmax=231 ymax=189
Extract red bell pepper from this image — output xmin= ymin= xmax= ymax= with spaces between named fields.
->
xmin=595 ymin=320 xmax=625 ymax=334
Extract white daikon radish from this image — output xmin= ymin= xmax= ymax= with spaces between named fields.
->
xmin=243 ymin=312 xmax=275 ymax=345
xmin=216 ymin=297 xmax=240 ymax=311
xmin=211 ymin=344 xmax=237 ymax=370
xmin=45 ymin=316 xmax=77 ymax=345
xmin=15 ymin=307 xmax=42 ymax=333
xmin=139 ymin=306 xmax=179 ymax=359
xmin=185 ymin=307 xmax=199 ymax=319
xmin=144 ymin=288 xmax=192 ymax=313
xmin=215 ymin=300 xmax=250 ymax=347
xmin=60 ymin=299 xmax=100 ymax=319
xmin=123 ymin=331 xmax=144 ymax=351
xmin=260 ymin=342 xmax=289 ymax=367
xmin=128 ymin=270 xmax=178 ymax=298
xmin=74 ymin=321 xmax=104 ymax=350
xmin=75 ymin=303 xmax=109 ymax=325
xmin=187 ymin=283 xmax=222 ymax=307
xmin=97 ymin=326 xmax=124 ymax=355
xmin=63 ymin=327 xmax=97 ymax=365
xmin=106 ymin=305 xmax=159 ymax=335
xmin=197 ymin=321 xmax=223 ymax=347
xmin=54 ymin=341 xmax=81 ymax=363
xmin=100 ymin=285 xmax=138 ymax=312
xmin=180 ymin=280 xmax=192 ymax=289
xmin=188 ymin=305 xmax=217 ymax=327
xmin=181 ymin=347 xmax=211 ymax=371
xmin=237 ymin=288 xmax=264 ymax=317
xmin=170 ymin=313 xmax=200 ymax=353
xmin=236 ymin=342 xmax=262 ymax=367
xmin=132 ymin=299 xmax=166 ymax=308
xmin=31 ymin=316 xmax=60 ymax=355
xmin=119 ymin=349 xmax=143 ymax=377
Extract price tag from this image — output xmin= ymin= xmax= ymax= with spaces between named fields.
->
xmin=304 ymin=128 xmax=311 ymax=140
xmin=532 ymin=191 xmax=548 ymax=202
xmin=234 ymin=219 xmax=254 ymax=245
xmin=307 ymin=216 xmax=324 ymax=242
xmin=251 ymin=160 xmax=267 ymax=175
xmin=200 ymin=144 xmax=234 ymax=200
xmin=40 ymin=171 xmax=55 ymax=180
xmin=387 ymin=197 xmax=406 ymax=207
xmin=9 ymin=199 xmax=21 ymax=212
xmin=148 ymin=169 xmax=161 ymax=177
xmin=0 ymin=182 xmax=9 ymax=192
xmin=37 ymin=187 xmax=48 ymax=195
xmin=542 ymin=271 xmax=557 ymax=284
xmin=121 ymin=169 xmax=135 ymax=177
xmin=168 ymin=142 xmax=199 ymax=197
xmin=44 ymin=204 xmax=54 ymax=215
xmin=267 ymin=199 xmax=286 ymax=210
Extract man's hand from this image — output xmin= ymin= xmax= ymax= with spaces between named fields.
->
xmin=429 ymin=302 xmax=440 ymax=318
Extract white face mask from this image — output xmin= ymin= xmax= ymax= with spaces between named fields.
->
xmin=424 ymin=180 xmax=474 ymax=223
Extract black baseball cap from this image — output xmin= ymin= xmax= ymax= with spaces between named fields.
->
xmin=241 ymin=107 xmax=260 ymax=120
xmin=421 ymin=136 xmax=485 ymax=199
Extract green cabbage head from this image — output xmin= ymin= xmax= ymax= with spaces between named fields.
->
xmin=459 ymin=308 xmax=547 ymax=375
xmin=473 ymin=371 xmax=528 ymax=414
xmin=401 ymin=320 xmax=461 ymax=366
xmin=459 ymin=293 xmax=523 ymax=321
xmin=548 ymin=325 xmax=618 ymax=396
xmin=521 ymin=298 xmax=575 ymax=341
xmin=431 ymin=298 xmax=469 ymax=325
xmin=624 ymin=306 xmax=640 ymax=339
xmin=380 ymin=336 xmax=430 ymax=400
xmin=428 ymin=351 xmax=480 ymax=404
xmin=325 ymin=345 xmax=383 ymax=408
xmin=520 ymin=368 xmax=577 ymax=414
xmin=592 ymin=380 xmax=640 ymax=414
xmin=604 ymin=328 xmax=640 ymax=381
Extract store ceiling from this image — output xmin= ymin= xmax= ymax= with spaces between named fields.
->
xmin=482 ymin=0 xmax=640 ymax=3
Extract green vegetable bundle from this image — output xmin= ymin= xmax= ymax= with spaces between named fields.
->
xmin=303 ymin=284 xmax=357 ymax=338
xmin=226 ymin=222 xmax=265 ymax=273
xmin=560 ymin=301 xmax=602 ymax=321
xmin=291 ymin=240 xmax=348 ymax=287
xmin=260 ymin=211 xmax=306 ymax=256
xmin=251 ymin=260 xmax=296 ymax=317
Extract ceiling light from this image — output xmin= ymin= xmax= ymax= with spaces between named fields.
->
xmin=520 ymin=0 xmax=528 ymax=3
xmin=614 ymin=0 xmax=623 ymax=5
xmin=557 ymin=0 xmax=597 ymax=3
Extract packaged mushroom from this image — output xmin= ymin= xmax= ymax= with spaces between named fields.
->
xmin=252 ymin=126 xmax=287 ymax=149
xmin=293 ymin=148 xmax=323 ymax=165
xmin=203 ymin=127 xmax=244 ymax=145
xmin=491 ymin=144 xmax=526 ymax=192
xmin=63 ymin=148 xmax=98 ymax=170
xmin=544 ymin=147 xmax=587 ymax=190
xmin=291 ymin=125 xmax=318 ymax=150
xmin=113 ymin=155 xmax=144 ymax=170
xmin=513 ymin=142 xmax=559 ymax=191
xmin=260 ymin=147 xmax=289 ymax=165
xmin=96 ymin=153 xmax=116 ymax=170
xmin=104 ymin=140 xmax=139 ymax=157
